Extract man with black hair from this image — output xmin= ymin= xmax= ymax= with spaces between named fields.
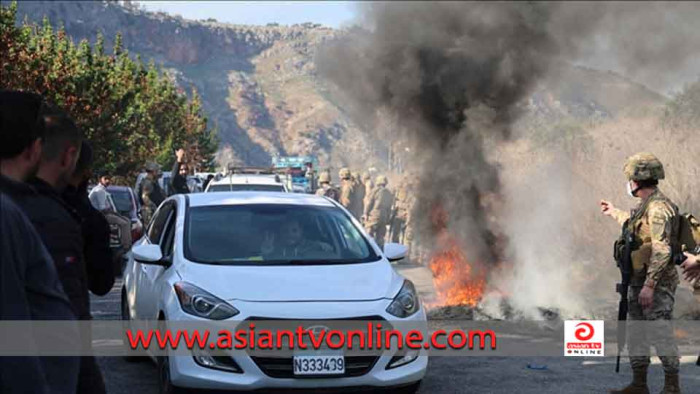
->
xmin=89 ymin=172 xmax=112 ymax=212
xmin=170 ymin=148 xmax=190 ymax=195
xmin=7 ymin=107 xmax=108 ymax=394
xmin=63 ymin=141 xmax=115 ymax=296
xmin=0 ymin=90 xmax=79 ymax=394
xmin=61 ymin=141 xmax=114 ymax=394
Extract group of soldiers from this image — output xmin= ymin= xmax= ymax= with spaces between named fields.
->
xmin=314 ymin=168 xmax=416 ymax=253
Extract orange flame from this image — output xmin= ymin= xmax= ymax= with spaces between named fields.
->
xmin=428 ymin=203 xmax=487 ymax=307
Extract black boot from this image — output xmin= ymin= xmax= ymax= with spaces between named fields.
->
xmin=609 ymin=367 xmax=650 ymax=394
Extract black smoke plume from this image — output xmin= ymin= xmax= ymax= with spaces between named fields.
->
xmin=317 ymin=2 xmax=560 ymax=264
xmin=317 ymin=1 xmax=700 ymax=271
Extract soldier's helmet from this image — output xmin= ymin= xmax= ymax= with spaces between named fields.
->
xmin=375 ymin=175 xmax=388 ymax=186
xmin=351 ymin=171 xmax=360 ymax=181
xmin=318 ymin=171 xmax=331 ymax=184
xmin=339 ymin=167 xmax=351 ymax=180
xmin=623 ymin=152 xmax=665 ymax=181
xmin=145 ymin=161 xmax=161 ymax=173
xmin=362 ymin=171 xmax=371 ymax=181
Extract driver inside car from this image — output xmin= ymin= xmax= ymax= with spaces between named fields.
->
xmin=261 ymin=217 xmax=333 ymax=260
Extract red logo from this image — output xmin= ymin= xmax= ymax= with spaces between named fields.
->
xmin=565 ymin=320 xmax=604 ymax=357
xmin=574 ymin=322 xmax=594 ymax=341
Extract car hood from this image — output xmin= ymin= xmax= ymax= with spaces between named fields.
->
xmin=176 ymin=260 xmax=401 ymax=302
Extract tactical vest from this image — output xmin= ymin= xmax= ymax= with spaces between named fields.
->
xmin=624 ymin=190 xmax=680 ymax=286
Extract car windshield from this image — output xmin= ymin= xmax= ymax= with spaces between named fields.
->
xmin=185 ymin=204 xmax=378 ymax=265
xmin=208 ymin=184 xmax=285 ymax=192
xmin=109 ymin=189 xmax=133 ymax=214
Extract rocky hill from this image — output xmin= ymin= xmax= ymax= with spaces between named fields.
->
xmin=13 ymin=1 xmax=667 ymax=170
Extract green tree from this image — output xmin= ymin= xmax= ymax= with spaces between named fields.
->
xmin=0 ymin=1 xmax=218 ymax=180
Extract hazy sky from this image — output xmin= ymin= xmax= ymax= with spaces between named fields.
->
xmin=140 ymin=1 xmax=358 ymax=28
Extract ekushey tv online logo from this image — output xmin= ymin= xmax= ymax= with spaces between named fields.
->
xmin=564 ymin=320 xmax=604 ymax=357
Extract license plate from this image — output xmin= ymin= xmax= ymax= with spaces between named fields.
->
xmin=292 ymin=355 xmax=344 ymax=375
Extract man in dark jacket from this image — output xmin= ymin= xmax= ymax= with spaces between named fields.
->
xmin=170 ymin=148 xmax=190 ymax=195
xmin=17 ymin=109 xmax=107 ymax=394
xmin=0 ymin=91 xmax=79 ymax=394
xmin=63 ymin=141 xmax=115 ymax=297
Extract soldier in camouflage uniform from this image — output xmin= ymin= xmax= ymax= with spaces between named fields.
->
xmin=351 ymin=171 xmax=365 ymax=220
xmin=140 ymin=181 xmax=157 ymax=228
xmin=338 ymin=168 xmax=355 ymax=213
xmin=362 ymin=171 xmax=373 ymax=217
xmin=390 ymin=180 xmax=410 ymax=244
xmin=315 ymin=171 xmax=340 ymax=202
xmin=138 ymin=162 xmax=165 ymax=207
xmin=364 ymin=175 xmax=394 ymax=249
xmin=601 ymin=153 xmax=681 ymax=394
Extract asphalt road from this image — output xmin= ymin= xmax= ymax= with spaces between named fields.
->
xmin=93 ymin=277 xmax=700 ymax=394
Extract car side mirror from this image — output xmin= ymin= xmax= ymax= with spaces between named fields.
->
xmin=383 ymin=243 xmax=407 ymax=262
xmin=132 ymin=244 xmax=169 ymax=266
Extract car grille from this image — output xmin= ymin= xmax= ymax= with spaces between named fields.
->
xmin=250 ymin=355 xmax=379 ymax=379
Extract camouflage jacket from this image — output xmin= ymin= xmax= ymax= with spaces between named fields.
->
xmin=315 ymin=184 xmax=340 ymax=202
xmin=352 ymin=180 xmax=366 ymax=217
xmin=140 ymin=180 xmax=158 ymax=227
xmin=364 ymin=186 xmax=394 ymax=225
xmin=339 ymin=179 xmax=354 ymax=209
xmin=363 ymin=181 xmax=374 ymax=207
xmin=392 ymin=185 xmax=413 ymax=221
xmin=611 ymin=189 xmax=680 ymax=287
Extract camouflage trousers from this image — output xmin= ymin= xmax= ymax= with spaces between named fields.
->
xmin=390 ymin=217 xmax=406 ymax=244
xmin=367 ymin=222 xmax=388 ymax=250
xmin=628 ymin=283 xmax=679 ymax=374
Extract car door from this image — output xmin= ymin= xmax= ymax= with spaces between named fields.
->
xmin=135 ymin=202 xmax=175 ymax=319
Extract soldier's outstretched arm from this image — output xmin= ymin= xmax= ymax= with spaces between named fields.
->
xmin=600 ymin=200 xmax=629 ymax=225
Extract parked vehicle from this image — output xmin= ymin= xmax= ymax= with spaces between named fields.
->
xmin=271 ymin=155 xmax=319 ymax=193
xmin=122 ymin=192 xmax=426 ymax=393
xmin=186 ymin=175 xmax=203 ymax=193
xmin=106 ymin=185 xmax=144 ymax=242
xmin=205 ymin=167 xmax=289 ymax=193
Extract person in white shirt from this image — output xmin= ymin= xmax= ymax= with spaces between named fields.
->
xmin=88 ymin=174 xmax=111 ymax=212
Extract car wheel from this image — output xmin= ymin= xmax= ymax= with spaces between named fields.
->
xmin=157 ymin=353 xmax=189 ymax=394
xmin=121 ymin=290 xmax=143 ymax=363
xmin=156 ymin=317 xmax=190 ymax=394
xmin=391 ymin=380 xmax=422 ymax=394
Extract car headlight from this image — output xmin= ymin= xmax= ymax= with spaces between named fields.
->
xmin=386 ymin=280 xmax=420 ymax=318
xmin=174 ymin=282 xmax=239 ymax=320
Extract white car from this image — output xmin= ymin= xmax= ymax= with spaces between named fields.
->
xmin=205 ymin=174 xmax=288 ymax=193
xmin=122 ymin=192 xmax=427 ymax=393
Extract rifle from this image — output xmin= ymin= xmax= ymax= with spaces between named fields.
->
xmin=614 ymin=221 xmax=634 ymax=373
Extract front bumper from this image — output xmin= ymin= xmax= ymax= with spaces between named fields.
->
xmin=167 ymin=300 xmax=428 ymax=390
xmin=171 ymin=352 xmax=427 ymax=390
